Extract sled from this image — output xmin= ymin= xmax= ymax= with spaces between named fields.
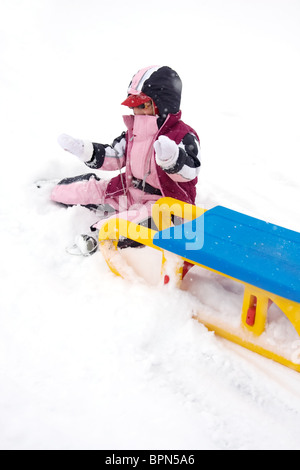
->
xmin=98 ymin=197 xmax=300 ymax=373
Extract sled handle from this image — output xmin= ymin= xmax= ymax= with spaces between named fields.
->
xmin=152 ymin=197 xmax=206 ymax=231
xmin=98 ymin=215 xmax=184 ymax=285
xmin=98 ymin=216 xmax=163 ymax=278
xmin=98 ymin=216 xmax=158 ymax=249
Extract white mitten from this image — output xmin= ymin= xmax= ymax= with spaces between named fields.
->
xmin=154 ymin=135 xmax=179 ymax=169
xmin=57 ymin=133 xmax=93 ymax=162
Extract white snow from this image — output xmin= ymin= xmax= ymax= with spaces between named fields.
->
xmin=1 ymin=0 xmax=300 ymax=450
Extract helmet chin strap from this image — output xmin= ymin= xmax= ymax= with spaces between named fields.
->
xmin=143 ymin=100 xmax=156 ymax=116
xmin=151 ymin=101 xmax=156 ymax=116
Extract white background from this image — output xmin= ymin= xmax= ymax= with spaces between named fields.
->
xmin=1 ymin=0 xmax=300 ymax=450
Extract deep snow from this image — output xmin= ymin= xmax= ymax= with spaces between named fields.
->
xmin=1 ymin=0 xmax=300 ymax=450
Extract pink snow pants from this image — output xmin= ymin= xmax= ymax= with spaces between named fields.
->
xmin=51 ymin=173 xmax=110 ymax=207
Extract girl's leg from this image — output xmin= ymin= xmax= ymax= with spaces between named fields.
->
xmin=51 ymin=173 xmax=109 ymax=207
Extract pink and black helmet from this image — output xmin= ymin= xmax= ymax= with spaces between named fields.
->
xmin=121 ymin=65 xmax=182 ymax=122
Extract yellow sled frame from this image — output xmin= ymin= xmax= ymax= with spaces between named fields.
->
xmin=98 ymin=197 xmax=300 ymax=373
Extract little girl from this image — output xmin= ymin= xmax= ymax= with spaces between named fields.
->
xmin=52 ymin=65 xmax=201 ymax=251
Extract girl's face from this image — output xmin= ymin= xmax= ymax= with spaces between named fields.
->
xmin=133 ymin=101 xmax=155 ymax=116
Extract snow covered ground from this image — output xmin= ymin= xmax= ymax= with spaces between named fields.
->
xmin=1 ymin=0 xmax=300 ymax=450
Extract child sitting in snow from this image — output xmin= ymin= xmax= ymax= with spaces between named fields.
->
xmin=52 ymin=65 xmax=201 ymax=252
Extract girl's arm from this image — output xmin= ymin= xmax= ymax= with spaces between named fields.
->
xmin=154 ymin=133 xmax=201 ymax=182
xmin=57 ymin=132 xmax=127 ymax=171
xmin=84 ymin=132 xmax=127 ymax=171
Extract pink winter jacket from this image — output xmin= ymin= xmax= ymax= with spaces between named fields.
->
xmin=86 ymin=111 xmax=200 ymax=206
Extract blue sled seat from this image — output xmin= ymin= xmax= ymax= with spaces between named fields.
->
xmin=153 ymin=206 xmax=300 ymax=303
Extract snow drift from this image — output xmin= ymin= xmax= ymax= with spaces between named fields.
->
xmin=1 ymin=0 xmax=300 ymax=450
